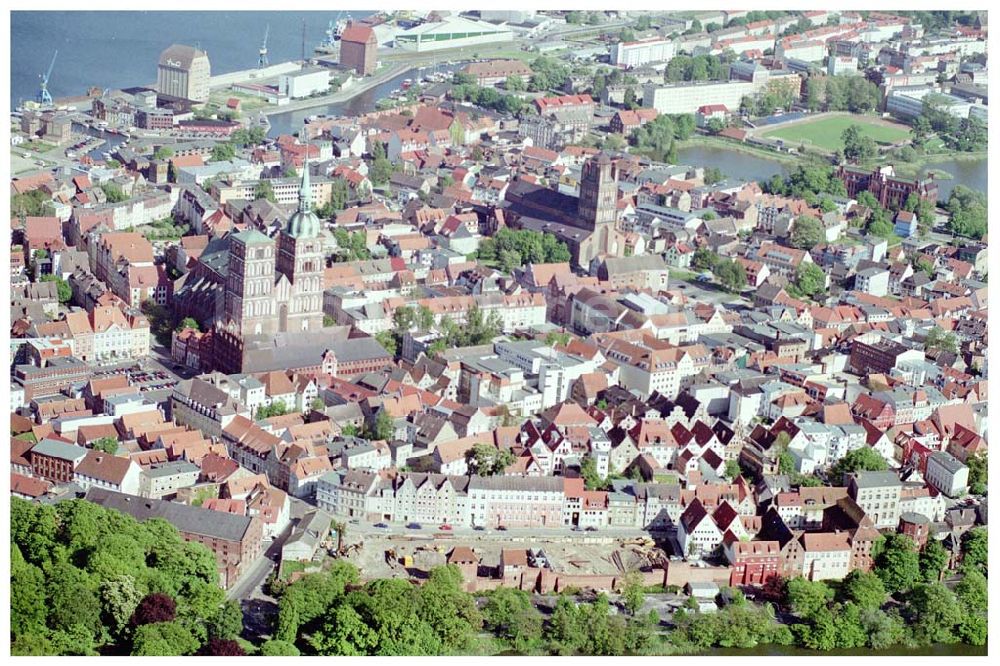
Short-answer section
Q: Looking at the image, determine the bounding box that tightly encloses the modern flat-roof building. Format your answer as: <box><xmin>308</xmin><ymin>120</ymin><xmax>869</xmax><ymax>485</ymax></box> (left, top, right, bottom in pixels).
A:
<box><xmin>643</xmin><ymin>80</ymin><xmax>754</xmax><ymax>115</ymax></box>
<box><xmin>611</xmin><ymin>37</ymin><xmax>676</xmax><ymax>68</ymax></box>
<box><xmin>395</xmin><ymin>16</ymin><xmax>513</xmax><ymax>53</ymax></box>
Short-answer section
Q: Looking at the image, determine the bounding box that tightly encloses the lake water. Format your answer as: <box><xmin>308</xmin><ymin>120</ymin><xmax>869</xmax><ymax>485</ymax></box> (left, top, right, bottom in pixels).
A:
<box><xmin>676</xmin><ymin>145</ymin><xmax>987</xmax><ymax>200</ymax></box>
<box><xmin>698</xmin><ymin>643</ymin><xmax>987</xmax><ymax>657</ymax></box>
<box><xmin>10</xmin><ymin>10</ymin><xmax>372</xmax><ymax>106</ymax></box>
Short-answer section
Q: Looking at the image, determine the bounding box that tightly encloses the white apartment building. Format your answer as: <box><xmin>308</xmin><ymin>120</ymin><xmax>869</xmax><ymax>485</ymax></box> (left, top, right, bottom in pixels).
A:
<box><xmin>848</xmin><ymin>471</ymin><xmax>903</xmax><ymax>529</ymax></box>
<box><xmin>612</xmin><ymin>37</ymin><xmax>676</xmax><ymax>68</ymax></box>
<box><xmin>925</xmin><ymin>451</ymin><xmax>969</xmax><ymax>498</ymax></box>
<box><xmin>643</xmin><ymin>80</ymin><xmax>754</xmax><ymax>115</ymax></box>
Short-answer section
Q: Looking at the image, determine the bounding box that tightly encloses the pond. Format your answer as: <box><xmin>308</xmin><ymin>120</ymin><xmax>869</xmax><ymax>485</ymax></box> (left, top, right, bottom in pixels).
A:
<box><xmin>676</xmin><ymin>144</ymin><xmax>790</xmax><ymax>184</ymax></box>
<box><xmin>914</xmin><ymin>157</ymin><xmax>988</xmax><ymax>200</ymax></box>
<box><xmin>676</xmin><ymin>144</ymin><xmax>987</xmax><ymax>201</ymax></box>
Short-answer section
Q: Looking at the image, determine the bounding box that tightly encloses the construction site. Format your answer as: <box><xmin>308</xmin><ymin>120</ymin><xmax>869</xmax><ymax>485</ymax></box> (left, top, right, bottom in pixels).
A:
<box><xmin>326</xmin><ymin>532</ymin><xmax>729</xmax><ymax>594</ymax></box>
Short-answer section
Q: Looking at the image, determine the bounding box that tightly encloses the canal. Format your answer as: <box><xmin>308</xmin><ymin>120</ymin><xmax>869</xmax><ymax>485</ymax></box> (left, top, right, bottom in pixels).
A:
<box><xmin>266</xmin><ymin>63</ymin><xmax>464</xmax><ymax>137</ymax></box>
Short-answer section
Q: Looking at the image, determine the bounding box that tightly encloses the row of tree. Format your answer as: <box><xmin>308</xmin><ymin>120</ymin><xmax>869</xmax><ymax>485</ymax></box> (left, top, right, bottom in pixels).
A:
<box><xmin>803</xmin><ymin>76</ymin><xmax>882</xmax><ymax>115</ymax></box>
<box><xmin>476</xmin><ymin>228</ymin><xmax>572</xmax><ymax>270</ymax></box>
<box><xmin>273</xmin><ymin>563</ymin><xmax>661</xmax><ymax>656</ymax></box>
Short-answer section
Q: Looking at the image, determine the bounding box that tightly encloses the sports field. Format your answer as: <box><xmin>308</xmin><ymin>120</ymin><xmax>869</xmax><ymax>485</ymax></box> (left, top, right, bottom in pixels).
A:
<box><xmin>758</xmin><ymin>114</ymin><xmax>911</xmax><ymax>152</ymax></box>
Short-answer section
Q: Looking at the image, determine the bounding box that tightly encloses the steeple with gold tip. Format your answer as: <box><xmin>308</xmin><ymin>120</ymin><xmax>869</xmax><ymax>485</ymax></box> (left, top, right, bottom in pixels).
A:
<box><xmin>286</xmin><ymin>140</ymin><xmax>320</xmax><ymax>238</ymax></box>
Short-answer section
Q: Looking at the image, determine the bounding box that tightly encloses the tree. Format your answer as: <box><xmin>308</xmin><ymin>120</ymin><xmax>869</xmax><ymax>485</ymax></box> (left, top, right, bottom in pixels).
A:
<box><xmin>873</xmin><ymin>534</ymin><xmax>921</xmax><ymax>594</ymax></box>
<box><xmin>311</xmin><ymin>398</ymin><xmax>326</xmax><ymax>412</ymax></box>
<box><xmin>153</xmin><ymin>146</ymin><xmax>174</xmax><ymax>160</ymax></box>
<box><xmin>924</xmin><ymin>326</ymin><xmax>958</xmax><ymax>354</ymax></box>
<box><xmin>374</xmin><ymin>330</ymin><xmax>397</xmax><ymax>357</ymax></box>
<box><xmin>959</xmin><ymin>527</ymin><xmax>987</xmax><ymax>573</ymax></box>
<box><xmin>839</xmin><ymin>569</ymin><xmax>886</xmax><ymax>610</ymax></box>
<box><xmin>954</xmin><ymin>567</ymin><xmax>987</xmax><ymax>615</ymax></box>
<box><xmin>702</xmin><ymin>166</ymin><xmax>725</xmax><ymax>185</ymax></box>
<box><xmin>101</xmin><ymin>183</ymin><xmax>128</xmax><ymax>203</ymax></box>
<box><xmin>11</xmin><ymin>548</ymin><xmax>47</xmax><ymax>637</ymax></box>
<box><xmin>417</xmin><ymin>565</ymin><xmax>482</xmax><ymax>652</ymax></box>
<box><xmin>254</xmin><ymin>180</ymin><xmax>277</xmax><ymax>203</ymax></box>
<box><xmin>786</xmin><ymin>577</ymin><xmax>833</xmax><ymax>619</ymax></box>
<box><xmin>208</xmin><ymin>600</ymin><xmax>244</xmax><ymax>641</ymax></box>
<box><xmin>261</xmin><ymin>639</ymin><xmax>300</xmax><ymax>656</ymax></box>
<box><xmin>505</xmin><ymin>74</ymin><xmax>525</xmax><ymax>92</ymax></box>
<box><xmin>201</xmin><ymin>638</ymin><xmax>245</xmax><ymax>656</ymax></box>
<box><xmin>210</xmin><ymin>142</ymin><xmax>236</xmax><ymax>163</ymax></box>
<box><xmin>482</xmin><ymin>587</ymin><xmax>542</xmax><ymax>653</ymax></box>
<box><xmin>790</xmin><ymin>262</ymin><xmax>826</xmax><ymax>300</ymax></box>
<box><xmin>620</xmin><ymin>571</ymin><xmax>645</xmax><ymax>616</ymax></box>
<box><xmin>131</xmin><ymin>620</ymin><xmax>200</xmax><ymax>656</ymax></box>
<box><xmin>867</xmin><ymin>215</ymin><xmax>895</xmax><ymax>239</ymax></box>
<box><xmin>466</xmin><ymin>443</ymin><xmax>514</xmax><ymax>476</ymax></box>
<box><xmin>966</xmin><ymin>453</ymin><xmax>987</xmax><ymax>495</ymax></box>
<box><xmin>39</xmin><ymin>274</ymin><xmax>72</xmax><ymax>303</ymax></box>
<box><xmin>830</xmin><ymin>447</ymin><xmax>887</xmax><ymax>485</ymax></box>
<box><xmin>946</xmin><ymin>185</ymin><xmax>987</xmax><ymax>239</ymax></box>
<box><xmin>367</xmin><ymin>409</ymin><xmax>395</xmax><ymax>441</ymax></box>
<box><xmin>580</xmin><ymin>456</ymin><xmax>602</xmax><ymax>490</ymax></box>
<box><xmin>131</xmin><ymin>592</ymin><xmax>177</xmax><ymax>626</ymax></box>
<box><xmin>919</xmin><ymin>538</ymin><xmax>950</xmax><ymax>583</ymax></box>
<box><xmin>860</xmin><ymin>607</ymin><xmax>906</xmax><ymax>649</ymax></box>
<box><xmin>903</xmin><ymin>583</ymin><xmax>964</xmax><ymax>645</ymax></box>
<box><xmin>713</xmin><ymin>258</ymin><xmax>747</xmax><ymax>293</ymax></box>
<box><xmin>790</xmin><ymin>215</ymin><xmax>824</xmax><ymax>249</ymax></box>
<box><xmin>256</xmin><ymin>400</ymin><xmax>289</xmax><ymax>419</ymax></box>
<box><xmin>175</xmin><ymin>317</ymin><xmax>200</xmax><ymax>332</ymax></box>
<box><xmin>92</xmin><ymin>436</ymin><xmax>119</xmax><ymax>454</ymax></box>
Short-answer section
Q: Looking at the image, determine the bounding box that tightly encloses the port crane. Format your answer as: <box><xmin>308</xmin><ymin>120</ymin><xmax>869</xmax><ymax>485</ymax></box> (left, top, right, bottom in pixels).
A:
<box><xmin>258</xmin><ymin>25</ymin><xmax>270</xmax><ymax>68</ymax></box>
<box><xmin>37</xmin><ymin>50</ymin><xmax>57</xmax><ymax>105</ymax></box>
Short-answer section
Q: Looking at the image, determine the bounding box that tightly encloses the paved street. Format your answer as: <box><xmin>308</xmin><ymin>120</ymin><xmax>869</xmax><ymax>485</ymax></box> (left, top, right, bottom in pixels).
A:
<box><xmin>227</xmin><ymin>520</ymin><xmax>296</xmax><ymax>601</ymax></box>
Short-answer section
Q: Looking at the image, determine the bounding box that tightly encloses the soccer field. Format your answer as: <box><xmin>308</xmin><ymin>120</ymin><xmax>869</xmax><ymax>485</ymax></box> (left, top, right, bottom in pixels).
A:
<box><xmin>759</xmin><ymin>115</ymin><xmax>911</xmax><ymax>152</ymax></box>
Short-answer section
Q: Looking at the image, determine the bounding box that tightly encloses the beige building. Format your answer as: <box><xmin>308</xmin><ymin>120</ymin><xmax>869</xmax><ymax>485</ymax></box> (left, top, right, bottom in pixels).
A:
<box><xmin>157</xmin><ymin>44</ymin><xmax>211</xmax><ymax>102</ymax></box>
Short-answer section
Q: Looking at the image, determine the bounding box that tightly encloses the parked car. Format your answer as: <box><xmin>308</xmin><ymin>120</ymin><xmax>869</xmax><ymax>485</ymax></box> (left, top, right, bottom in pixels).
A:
<box><xmin>496</xmin><ymin>525</ymin><xmax>508</xmax><ymax>531</ymax></box>
<box><xmin>585</xmin><ymin>526</ymin><xmax>598</xmax><ymax>532</ymax></box>
<box><xmin>439</xmin><ymin>524</ymin><xmax>453</xmax><ymax>531</ymax></box>
<box><xmin>406</xmin><ymin>522</ymin><xmax>422</xmax><ymax>530</ymax></box>
<box><xmin>374</xmin><ymin>522</ymin><xmax>389</xmax><ymax>529</ymax></box>
<box><xmin>473</xmin><ymin>526</ymin><xmax>485</xmax><ymax>531</ymax></box>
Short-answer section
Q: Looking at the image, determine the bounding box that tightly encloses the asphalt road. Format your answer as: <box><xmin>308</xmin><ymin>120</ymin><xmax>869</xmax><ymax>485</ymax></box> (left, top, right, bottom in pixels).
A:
<box><xmin>227</xmin><ymin>546</ymin><xmax>278</xmax><ymax>602</ymax></box>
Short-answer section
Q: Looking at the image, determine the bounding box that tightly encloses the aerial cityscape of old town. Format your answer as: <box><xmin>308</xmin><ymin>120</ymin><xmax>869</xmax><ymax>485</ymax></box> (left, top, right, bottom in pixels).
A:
<box><xmin>7</xmin><ymin>7</ymin><xmax>989</xmax><ymax>658</ymax></box>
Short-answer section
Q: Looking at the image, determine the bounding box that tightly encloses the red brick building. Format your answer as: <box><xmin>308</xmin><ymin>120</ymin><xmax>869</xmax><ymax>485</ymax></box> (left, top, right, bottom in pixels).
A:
<box><xmin>85</xmin><ymin>487</ymin><xmax>264</xmax><ymax>589</ymax></box>
<box><xmin>724</xmin><ymin>535</ymin><xmax>780</xmax><ymax>585</ymax></box>
<box><xmin>836</xmin><ymin>164</ymin><xmax>938</xmax><ymax>210</ymax></box>
<box><xmin>29</xmin><ymin>439</ymin><xmax>88</xmax><ymax>483</ymax></box>
<box><xmin>340</xmin><ymin>23</ymin><xmax>378</xmax><ymax>76</ymax></box>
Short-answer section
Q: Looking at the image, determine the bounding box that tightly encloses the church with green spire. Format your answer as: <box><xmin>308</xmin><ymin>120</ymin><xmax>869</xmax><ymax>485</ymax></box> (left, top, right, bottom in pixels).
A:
<box><xmin>220</xmin><ymin>151</ymin><xmax>326</xmax><ymax>340</ymax></box>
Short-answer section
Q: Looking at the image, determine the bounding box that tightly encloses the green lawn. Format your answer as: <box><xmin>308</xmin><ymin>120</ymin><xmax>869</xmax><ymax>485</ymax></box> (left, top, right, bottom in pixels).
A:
<box><xmin>760</xmin><ymin>115</ymin><xmax>911</xmax><ymax>152</ymax></box>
